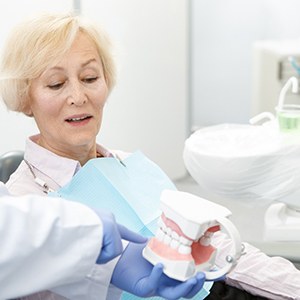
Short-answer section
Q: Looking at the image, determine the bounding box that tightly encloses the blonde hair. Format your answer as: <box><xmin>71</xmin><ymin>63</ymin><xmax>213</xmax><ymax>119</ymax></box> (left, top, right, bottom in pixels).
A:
<box><xmin>0</xmin><ymin>13</ymin><xmax>116</xmax><ymax>115</ymax></box>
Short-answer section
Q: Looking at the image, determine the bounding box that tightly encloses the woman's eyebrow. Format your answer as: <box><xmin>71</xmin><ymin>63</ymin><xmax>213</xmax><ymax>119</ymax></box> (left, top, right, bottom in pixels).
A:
<box><xmin>43</xmin><ymin>58</ymin><xmax>99</xmax><ymax>76</ymax></box>
<box><xmin>81</xmin><ymin>58</ymin><xmax>98</xmax><ymax>68</ymax></box>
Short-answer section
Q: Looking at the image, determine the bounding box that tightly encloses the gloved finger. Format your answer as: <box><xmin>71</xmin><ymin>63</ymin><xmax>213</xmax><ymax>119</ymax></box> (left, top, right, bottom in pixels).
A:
<box><xmin>158</xmin><ymin>276</ymin><xmax>197</xmax><ymax>300</ymax></box>
<box><xmin>98</xmin><ymin>240</ymin><xmax>123</xmax><ymax>264</ymax></box>
<box><xmin>97</xmin><ymin>226</ymin><xmax>123</xmax><ymax>263</ymax></box>
<box><xmin>94</xmin><ymin>210</ymin><xmax>124</xmax><ymax>264</ymax></box>
<box><xmin>183</xmin><ymin>272</ymin><xmax>206</xmax><ymax>298</ymax></box>
<box><xmin>135</xmin><ymin>263</ymin><xmax>164</xmax><ymax>296</ymax></box>
<box><xmin>117</xmin><ymin>223</ymin><xmax>148</xmax><ymax>243</ymax></box>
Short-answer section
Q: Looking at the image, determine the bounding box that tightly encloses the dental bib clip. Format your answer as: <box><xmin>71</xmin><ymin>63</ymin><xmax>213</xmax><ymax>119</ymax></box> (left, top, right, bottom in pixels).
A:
<box><xmin>143</xmin><ymin>190</ymin><xmax>244</xmax><ymax>281</ymax></box>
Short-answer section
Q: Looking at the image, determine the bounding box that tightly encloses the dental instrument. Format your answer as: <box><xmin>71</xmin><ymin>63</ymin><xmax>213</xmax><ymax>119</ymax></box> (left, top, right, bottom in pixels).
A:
<box><xmin>143</xmin><ymin>190</ymin><xmax>243</xmax><ymax>281</ymax></box>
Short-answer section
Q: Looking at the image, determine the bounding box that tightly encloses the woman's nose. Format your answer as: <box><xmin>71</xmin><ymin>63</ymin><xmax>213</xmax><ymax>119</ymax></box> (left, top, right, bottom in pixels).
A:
<box><xmin>67</xmin><ymin>81</ymin><xmax>87</xmax><ymax>106</ymax></box>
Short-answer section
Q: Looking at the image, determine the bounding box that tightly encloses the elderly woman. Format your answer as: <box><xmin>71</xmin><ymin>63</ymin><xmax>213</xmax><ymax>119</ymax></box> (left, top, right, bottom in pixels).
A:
<box><xmin>1</xmin><ymin>12</ymin><xmax>300</xmax><ymax>300</ymax></box>
<box><xmin>0</xmin><ymin>13</ymin><xmax>206</xmax><ymax>300</ymax></box>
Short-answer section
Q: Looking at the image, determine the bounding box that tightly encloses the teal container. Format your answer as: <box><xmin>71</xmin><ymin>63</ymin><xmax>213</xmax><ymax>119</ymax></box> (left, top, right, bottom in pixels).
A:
<box><xmin>276</xmin><ymin>104</ymin><xmax>300</xmax><ymax>132</ymax></box>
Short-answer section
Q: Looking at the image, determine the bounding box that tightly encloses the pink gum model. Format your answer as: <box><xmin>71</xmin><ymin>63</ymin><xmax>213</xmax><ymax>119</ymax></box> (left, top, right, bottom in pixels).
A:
<box><xmin>143</xmin><ymin>189</ymin><xmax>243</xmax><ymax>281</ymax></box>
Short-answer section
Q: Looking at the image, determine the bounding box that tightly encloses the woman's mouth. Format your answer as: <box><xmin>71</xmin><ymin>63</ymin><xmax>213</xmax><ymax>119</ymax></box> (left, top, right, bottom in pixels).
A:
<box><xmin>65</xmin><ymin>115</ymin><xmax>92</xmax><ymax>125</ymax></box>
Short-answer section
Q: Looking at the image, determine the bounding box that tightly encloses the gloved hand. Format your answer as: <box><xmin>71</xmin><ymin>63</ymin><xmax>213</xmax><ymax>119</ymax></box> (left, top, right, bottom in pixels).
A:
<box><xmin>95</xmin><ymin>210</ymin><xmax>147</xmax><ymax>264</ymax></box>
<box><xmin>111</xmin><ymin>241</ymin><xmax>206</xmax><ymax>299</ymax></box>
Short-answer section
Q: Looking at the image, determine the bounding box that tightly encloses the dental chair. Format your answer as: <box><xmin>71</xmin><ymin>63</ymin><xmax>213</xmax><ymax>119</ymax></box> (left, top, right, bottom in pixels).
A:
<box><xmin>0</xmin><ymin>150</ymin><xmax>24</xmax><ymax>183</ymax></box>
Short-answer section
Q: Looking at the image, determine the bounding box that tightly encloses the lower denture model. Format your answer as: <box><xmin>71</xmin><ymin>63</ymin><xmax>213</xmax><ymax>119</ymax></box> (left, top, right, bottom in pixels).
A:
<box><xmin>143</xmin><ymin>190</ymin><xmax>243</xmax><ymax>281</ymax></box>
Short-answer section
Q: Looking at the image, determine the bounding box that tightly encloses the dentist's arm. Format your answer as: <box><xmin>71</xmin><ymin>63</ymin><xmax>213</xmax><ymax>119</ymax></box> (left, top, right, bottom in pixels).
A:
<box><xmin>0</xmin><ymin>183</ymin><xmax>146</xmax><ymax>299</ymax></box>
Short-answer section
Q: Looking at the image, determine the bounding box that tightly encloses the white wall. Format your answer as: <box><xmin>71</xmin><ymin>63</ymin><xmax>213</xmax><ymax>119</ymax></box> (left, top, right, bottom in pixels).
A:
<box><xmin>0</xmin><ymin>0</ymin><xmax>188</xmax><ymax>180</ymax></box>
<box><xmin>82</xmin><ymin>0</ymin><xmax>188</xmax><ymax>179</ymax></box>
<box><xmin>190</xmin><ymin>0</ymin><xmax>300</xmax><ymax>129</ymax></box>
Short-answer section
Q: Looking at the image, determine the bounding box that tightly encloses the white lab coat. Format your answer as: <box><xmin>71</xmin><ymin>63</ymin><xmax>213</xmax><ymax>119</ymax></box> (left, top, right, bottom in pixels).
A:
<box><xmin>0</xmin><ymin>182</ymin><xmax>104</xmax><ymax>299</ymax></box>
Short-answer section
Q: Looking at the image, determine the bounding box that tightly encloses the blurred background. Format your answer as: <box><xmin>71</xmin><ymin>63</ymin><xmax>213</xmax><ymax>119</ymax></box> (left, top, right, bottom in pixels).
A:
<box><xmin>1</xmin><ymin>0</ymin><xmax>300</xmax><ymax>267</ymax></box>
<box><xmin>1</xmin><ymin>0</ymin><xmax>300</xmax><ymax>180</ymax></box>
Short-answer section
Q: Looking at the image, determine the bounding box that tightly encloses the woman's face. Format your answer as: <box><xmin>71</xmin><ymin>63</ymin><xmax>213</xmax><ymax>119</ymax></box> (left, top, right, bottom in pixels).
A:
<box><xmin>28</xmin><ymin>32</ymin><xmax>108</xmax><ymax>159</ymax></box>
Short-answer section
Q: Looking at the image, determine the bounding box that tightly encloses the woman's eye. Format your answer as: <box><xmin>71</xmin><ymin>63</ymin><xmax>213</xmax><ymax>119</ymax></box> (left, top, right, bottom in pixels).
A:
<box><xmin>83</xmin><ymin>77</ymin><xmax>98</xmax><ymax>83</ymax></box>
<box><xmin>48</xmin><ymin>82</ymin><xmax>64</xmax><ymax>90</ymax></box>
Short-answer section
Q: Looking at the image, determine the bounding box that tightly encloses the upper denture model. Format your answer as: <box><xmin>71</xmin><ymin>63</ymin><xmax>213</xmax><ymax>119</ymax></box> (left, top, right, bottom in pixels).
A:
<box><xmin>143</xmin><ymin>190</ymin><xmax>243</xmax><ymax>281</ymax></box>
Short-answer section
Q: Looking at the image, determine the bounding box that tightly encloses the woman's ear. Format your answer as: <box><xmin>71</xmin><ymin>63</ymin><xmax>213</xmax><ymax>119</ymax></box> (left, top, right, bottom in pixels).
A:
<box><xmin>24</xmin><ymin>110</ymin><xmax>33</xmax><ymax>117</ymax></box>
<box><xmin>23</xmin><ymin>106</ymin><xmax>33</xmax><ymax>117</ymax></box>
<box><xmin>20</xmin><ymin>97</ymin><xmax>33</xmax><ymax>117</ymax></box>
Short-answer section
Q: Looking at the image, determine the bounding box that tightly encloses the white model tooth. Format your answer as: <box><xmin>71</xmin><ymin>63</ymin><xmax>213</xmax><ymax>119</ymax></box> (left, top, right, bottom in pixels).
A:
<box><xmin>204</xmin><ymin>231</ymin><xmax>214</xmax><ymax>238</ymax></box>
<box><xmin>170</xmin><ymin>239</ymin><xmax>180</xmax><ymax>249</ymax></box>
<box><xmin>179</xmin><ymin>236</ymin><xmax>193</xmax><ymax>246</ymax></box>
<box><xmin>157</xmin><ymin>217</ymin><xmax>164</xmax><ymax>228</ymax></box>
<box><xmin>156</xmin><ymin>228</ymin><xmax>165</xmax><ymax>241</ymax></box>
<box><xmin>178</xmin><ymin>244</ymin><xmax>191</xmax><ymax>255</ymax></box>
<box><xmin>160</xmin><ymin>220</ymin><xmax>167</xmax><ymax>231</ymax></box>
<box><xmin>199</xmin><ymin>236</ymin><xmax>211</xmax><ymax>246</ymax></box>
<box><xmin>165</xmin><ymin>227</ymin><xmax>172</xmax><ymax>236</ymax></box>
<box><xmin>171</xmin><ymin>231</ymin><xmax>179</xmax><ymax>240</ymax></box>
<box><xmin>163</xmin><ymin>234</ymin><xmax>172</xmax><ymax>245</ymax></box>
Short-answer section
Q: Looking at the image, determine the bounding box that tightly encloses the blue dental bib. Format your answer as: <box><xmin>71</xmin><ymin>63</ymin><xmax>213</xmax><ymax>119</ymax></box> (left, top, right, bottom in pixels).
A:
<box><xmin>50</xmin><ymin>150</ymin><xmax>211</xmax><ymax>299</ymax></box>
<box><xmin>51</xmin><ymin>150</ymin><xmax>176</xmax><ymax>236</ymax></box>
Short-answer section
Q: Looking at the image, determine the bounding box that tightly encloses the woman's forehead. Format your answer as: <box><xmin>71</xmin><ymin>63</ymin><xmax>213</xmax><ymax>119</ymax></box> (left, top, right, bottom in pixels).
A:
<box><xmin>41</xmin><ymin>34</ymin><xmax>101</xmax><ymax>74</ymax></box>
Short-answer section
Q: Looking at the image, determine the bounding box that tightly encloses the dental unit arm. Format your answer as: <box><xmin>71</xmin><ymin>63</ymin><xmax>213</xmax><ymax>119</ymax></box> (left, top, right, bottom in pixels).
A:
<box><xmin>143</xmin><ymin>190</ymin><xmax>244</xmax><ymax>281</ymax></box>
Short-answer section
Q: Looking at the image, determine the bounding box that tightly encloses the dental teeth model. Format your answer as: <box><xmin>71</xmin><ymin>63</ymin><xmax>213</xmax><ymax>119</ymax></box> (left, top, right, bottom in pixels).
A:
<box><xmin>143</xmin><ymin>190</ymin><xmax>243</xmax><ymax>281</ymax></box>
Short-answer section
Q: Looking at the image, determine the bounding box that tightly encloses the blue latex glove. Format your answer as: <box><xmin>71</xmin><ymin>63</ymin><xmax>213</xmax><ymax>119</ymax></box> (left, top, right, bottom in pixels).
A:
<box><xmin>111</xmin><ymin>241</ymin><xmax>206</xmax><ymax>299</ymax></box>
<box><xmin>95</xmin><ymin>210</ymin><xmax>147</xmax><ymax>264</ymax></box>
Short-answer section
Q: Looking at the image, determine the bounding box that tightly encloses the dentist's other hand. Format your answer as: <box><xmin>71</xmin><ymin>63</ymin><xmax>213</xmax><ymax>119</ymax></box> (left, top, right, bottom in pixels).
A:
<box><xmin>111</xmin><ymin>241</ymin><xmax>206</xmax><ymax>299</ymax></box>
<box><xmin>95</xmin><ymin>210</ymin><xmax>147</xmax><ymax>264</ymax></box>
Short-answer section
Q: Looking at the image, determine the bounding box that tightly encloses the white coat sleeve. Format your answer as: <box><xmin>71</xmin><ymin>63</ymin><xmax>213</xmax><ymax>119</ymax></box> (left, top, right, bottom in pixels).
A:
<box><xmin>0</xmin><ymin>182</ymin><xmax>103</xmax><ymax>299</ymax></box>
